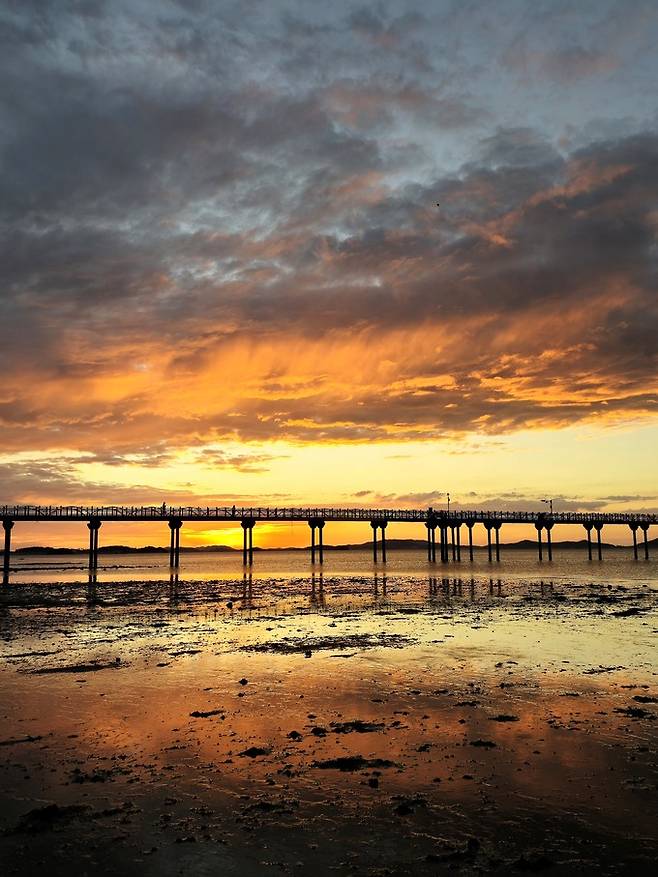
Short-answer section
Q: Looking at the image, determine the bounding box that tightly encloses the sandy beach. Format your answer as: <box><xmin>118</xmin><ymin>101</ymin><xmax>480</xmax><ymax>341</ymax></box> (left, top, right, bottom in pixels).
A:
<box><xmin>1</xmin><ymin>560</ymin><xmax>657</xmax><ymax>875</ymax></box>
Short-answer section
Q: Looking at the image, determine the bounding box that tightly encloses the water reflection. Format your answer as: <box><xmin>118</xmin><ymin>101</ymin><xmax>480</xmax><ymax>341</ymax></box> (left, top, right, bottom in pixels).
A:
<box><xmin>86</xmin><ymin>574</ymin><xmax>98</xmax><ymax>607</ymax></box>
<box><xmin>488</xmin><ymin>578</ymin><xmax>503</xmax><ymax>596</ymax></box>
<box><xmin>241</xmin><ymin>571</ymin><xmax>253</xmax><ymax>608</ymax></box>
<box><xmin>310</xmin><ymin>571</ymin><xmax>325</xmax><ymax>609</ymax></box>
<box><xmin>1</xmin><ymin>583</ymin><xmax>657</xmax><ymax>877</ymax></box>
<box><xmin>169</xmin><ymin>571</ymin><xmax>179</xmax><ymax>604</ymax></box>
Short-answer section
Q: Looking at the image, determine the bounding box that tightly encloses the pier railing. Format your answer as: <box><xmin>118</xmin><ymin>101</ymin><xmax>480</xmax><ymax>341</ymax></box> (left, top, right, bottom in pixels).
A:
<box><xmin>1</xmin><ymin>504</ymin><xmax>657</xmax><ymax>524</ymax></box>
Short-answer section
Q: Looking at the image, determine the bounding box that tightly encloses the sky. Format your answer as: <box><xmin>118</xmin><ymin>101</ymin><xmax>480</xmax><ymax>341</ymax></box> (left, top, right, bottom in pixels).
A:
<box><xmin>1</xmin><ymin>0</ymin><xmax>657</xmax><ymax>548</ymax></box>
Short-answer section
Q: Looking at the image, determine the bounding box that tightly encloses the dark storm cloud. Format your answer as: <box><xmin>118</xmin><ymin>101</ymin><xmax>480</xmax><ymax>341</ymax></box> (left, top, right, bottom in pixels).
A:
<box><xmin>0</xmin><ymin>0</ymin><xmax>657</xmax><ymax>459</ymax></box>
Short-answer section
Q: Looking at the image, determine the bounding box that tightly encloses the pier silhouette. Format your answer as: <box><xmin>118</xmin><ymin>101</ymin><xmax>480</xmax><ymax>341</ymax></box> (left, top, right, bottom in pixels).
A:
<box><xmin>1</xmin><ymin>504</ymin><xmax>655</xmax><ymax>583</ymax></box>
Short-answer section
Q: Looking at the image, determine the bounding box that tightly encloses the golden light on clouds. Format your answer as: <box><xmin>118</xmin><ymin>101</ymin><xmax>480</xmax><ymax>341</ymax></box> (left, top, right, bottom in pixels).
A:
<box><xmin>1</xmin><ymin>1</ymin><xmax>657</xmax><ymax>549</ymax></box>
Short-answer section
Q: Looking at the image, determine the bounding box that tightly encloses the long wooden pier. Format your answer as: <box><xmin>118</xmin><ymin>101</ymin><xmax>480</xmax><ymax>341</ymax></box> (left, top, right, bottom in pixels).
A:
<box><xmin>2</xmin><ymin>504</ymin><xmax>656</xmax><ymax>582</ymax></box>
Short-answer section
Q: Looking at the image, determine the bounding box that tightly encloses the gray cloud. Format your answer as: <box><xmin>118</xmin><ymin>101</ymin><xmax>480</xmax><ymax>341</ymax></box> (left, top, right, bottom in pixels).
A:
<box><xmin>0</xmin><ymin>0</ymin><xmax>657</xmax><ymax>461</ymax></box>
<box><xmin>350</xmin><ymin>490</ymin><xmax>657</xmax><ymax>514</ymax></box>
<box><xmin>0</xmin><ymin>458</ymin><xmax>291</xmax><ymax>506</ymax></box>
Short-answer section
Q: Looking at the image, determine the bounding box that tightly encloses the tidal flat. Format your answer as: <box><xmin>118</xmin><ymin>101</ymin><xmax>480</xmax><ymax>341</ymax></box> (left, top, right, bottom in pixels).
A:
<box><xmin>1</xmin><ymin>556</ymin><xmax>657</xmax><ymax>875</ymax></box>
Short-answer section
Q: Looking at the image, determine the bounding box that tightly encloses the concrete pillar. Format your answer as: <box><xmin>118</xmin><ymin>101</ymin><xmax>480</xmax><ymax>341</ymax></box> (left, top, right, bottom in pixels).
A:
<box><xmin>450</xmin><ymin>526</ymin><xmax>456</xmax><ymax>562</ymax></box>
<box><xmin>494</xmin><ymin>523</ymin><xmax>501</xmax><ymax>562</ymax></box>
<box><xmin>584</xmin><ymin>524</ymin><xmax>593</xmax><ymax>561</ymax></box>
<box><xmin>168</xmin><ymin>518</ymin><xmax>182</xmax><ymax>568</ymax></box>
<box><xmin>630</xmin><ymin>523</ymin><xmax>638</xmax><ymax>560</ymax></box>
<box><xmin>318</xmin><ymin>520</ymin><xmax>325</xmax><ymax>565</ymax></box>
<box><xmin>309</xmin><ymin>521</ymin><xmax>316</xmax><ymax>564</ymax></box>
<box><xmin>431</xmin><ymin>526</ymin><xmax>436</xmax><ymax>563</ymax></box>
<box><xmin>426</xmin><ymin>523</ymin><xmax>432</xmax><ymax>562</ymax></box>
<box><xmin>467</xmin><ymin>523</ymin><xmax>474</xmax><ymax>562</ymax></box>
<box><xmin>3</xmin><ymin>519</ymin><xmax>14</xmax><ymax>585</ymax></box>
<box><xmin>535</xmin><ymin>523</ymin><xmax>543</xmax><ymax>562</ymax></box>
<box><xmin>545</xmin><ymin>522</ymin><xmax>554</xmax><ymax>562</ymax></box>
<box><xmin>594</xmin><ymin>522</ymin><xmax>603</xmax><ymax>561</ymax></box>
<box><xmin>442</xmin><ymin>525</ymin><xmax>449</xmax><ymax>563</ymax></box>
<box><xmin>485</xmin><ymin>524</ymin><xmax>492</xmax><ymax>563</ymax></box>
<box><xmin>380</xmin><ymin>520</ymin><xmax>387</xmax><ymax>564</ymax></box>
<box><xmin>241</xmin><ymin>518</ymin><xmax>255</xmax><ymax>566</ymax></box>
<box><xmin>371</xmin><ymin>520</ymin><xmax>378</xmax><ymax>563</ymax></box>
<box><xmin>456</xmin><ymin>524</ymin><xmax>461</xmax><ymax>562</ymax></box>
<box><xmin>640</xmin><ymin>523</ymin><xmax>650</xmax><ymax>560</ymax></box>
<box><xmin>87</xmin><ymin>517</ymin><xmax>102</xmax><ymax>571</ymax></box>
<box><xmin>88</xmin><ymin>521</ymin><xmax>94</xmax><ymax>571</ymax></box>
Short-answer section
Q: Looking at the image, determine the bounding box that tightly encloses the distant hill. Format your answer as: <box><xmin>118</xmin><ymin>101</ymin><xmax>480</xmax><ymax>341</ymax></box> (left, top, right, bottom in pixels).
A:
<box><xmin>13</xmin><ymin>537</ymin><xmax>656</xmax><ymax>555</ymax></box>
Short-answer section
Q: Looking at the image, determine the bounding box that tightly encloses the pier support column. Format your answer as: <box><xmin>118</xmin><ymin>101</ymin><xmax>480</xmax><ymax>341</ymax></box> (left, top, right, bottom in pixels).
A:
<box><xmin>169</xmin><ymin>518</ymin><xmax>183</xmax><ymax>569</ymax></box>
<box><xmin>309</xmin><ymin>520</ymin><xmax>317</xmax><ymax>564</ymax></box>
<box><xmin>87</xmin><ymin>517</ymin><xmax>102</xmax><ymax>571</ymax></box>
<box><xmin>426</xmin><ymin>523</ymin><xmax>433</xmax><ymax>562</ymax></box>
<box><xmin>594</xmin><ymin>522</ymin><xmax>603</xmax><ymax>561</ymax></box>
<box><xmin>545</xmin><ymin>521</ymin><xmax>554</xmax><ymax>562</ymax></box>
<box><xmin>467</xmin><ymin>523</ymin><xmax>474</xmax><ymax>562</ymax></box>
<box><xmin>309</xmin><ymin>518</ymin><xmax>325</xmax><ymax>564</ymax></box>
<box><xmin>485</xmin><ymin>523</ymin><xmax>493</xmax><ymax>563</ymax></box>
<box><xmin>630</xmin><ymin>523</ymin><xmax>638</xmax><ymax>560</ymax></box>
<box><xmin>640</xmin><ymin>523</ymin><xmax>650</xmax><ymax>560</ymax></box>
<box><xmin>168</xmin><ymin>518</ymin><xmax>182</xmax><ymax>568</ymax></box>
<box><xmin>318</xmin><ymin>520</ymin><xmax>325</xmax><ymax>565</ymax></box>
<box><xmin>584</xmin><ymin>524</ymin><xmax>593</xmax><ymax>561</ymax></box>
<box><xmin>450</xmin><ymin>526</ymin><xmax>456</xmax><ymax>562</ymax></box>
<box><xmin>2</xmin><ymin>519</ymin><xmax>14</xmax><ymax>585</ymax></box>
<box><xmin>455</xmin><ymin>523</ymin><xmax>462</xmax><ymax>562</ymax></box>
<box><xmin>370</xmin><ymin>519</ymin><xmax>387</xmax><ymax>563</ymax></box>
<box><xmin>241</xmin><ymin>518</ymin><xmax>255</xmax><ymax>566</ymax></box>
<box><xmin>535</xmin><ymin>523</ymin><xmax>543</xmax><ymax>562</ymax></box>
<box><xmin>493</xmin><ymin>522</ymin><xmax>501</xmax><ymax>562</ymax></box>
<box><xmin>442</xmin><ymin>525</ymin><xmax>449</xmax><ymax>563</ymax></box>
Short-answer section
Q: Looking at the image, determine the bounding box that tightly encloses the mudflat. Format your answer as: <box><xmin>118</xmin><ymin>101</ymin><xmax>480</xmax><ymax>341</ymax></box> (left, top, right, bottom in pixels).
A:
<box><xmin>1</xmin><ymin>571</ymin><xmax>657</xmax><ymax>875</ymax></box>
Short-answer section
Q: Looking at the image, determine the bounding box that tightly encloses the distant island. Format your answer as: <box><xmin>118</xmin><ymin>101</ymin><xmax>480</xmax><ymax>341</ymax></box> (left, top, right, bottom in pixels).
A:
<box><xmin>12</xmin><ymin>537</ymin><xmax>655</xmax><ymax>555</ymax></box>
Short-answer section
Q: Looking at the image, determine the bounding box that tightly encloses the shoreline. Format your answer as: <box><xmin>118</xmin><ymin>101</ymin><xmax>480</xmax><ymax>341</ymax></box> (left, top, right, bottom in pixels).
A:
<box><xmin>10</xmin><ymin>538</ymin><xmax>657</xmax><ymax>555</ymax></box>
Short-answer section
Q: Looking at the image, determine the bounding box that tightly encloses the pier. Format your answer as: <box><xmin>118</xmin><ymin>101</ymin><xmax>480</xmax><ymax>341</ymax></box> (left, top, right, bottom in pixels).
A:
<box><xmin>1</xmin><ymin>504</ymin><xmax>656</xmax><ymax>582</ymax></box>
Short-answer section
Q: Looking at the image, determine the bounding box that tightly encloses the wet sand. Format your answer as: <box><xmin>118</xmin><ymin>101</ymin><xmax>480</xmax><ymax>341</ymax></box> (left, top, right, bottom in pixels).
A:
<box><xmin>1</xmin><ymin>573</ymin><xmax>657</xmax><ymax>875</ymax></box>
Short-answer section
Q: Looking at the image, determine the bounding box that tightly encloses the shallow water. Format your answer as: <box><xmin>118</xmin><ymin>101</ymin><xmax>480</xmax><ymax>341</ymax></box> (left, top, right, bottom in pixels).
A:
<box><xmin>1</xmin><ymin>552</ymin><xmax>657</xmax><ymax>875</ymax></box>
<box><xmin>7</xmin><ymin>546</ymin><xmax>657</xmax><ymax>587</ymax></box>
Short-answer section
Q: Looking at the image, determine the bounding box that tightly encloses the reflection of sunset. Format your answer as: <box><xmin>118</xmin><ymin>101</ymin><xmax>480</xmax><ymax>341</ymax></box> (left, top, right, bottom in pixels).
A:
<box><xmin>2</xmin><ymin>585</ymin><xmax>657</xmax><ymax>870</ymax></box>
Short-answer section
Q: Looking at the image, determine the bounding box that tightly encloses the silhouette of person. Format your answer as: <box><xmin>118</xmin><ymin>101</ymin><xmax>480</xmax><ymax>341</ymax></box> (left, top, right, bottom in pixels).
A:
<box><xmin>231</xmin><ymin>505</ymin><xmax>236</xmax><ymax>518</ymax></box>
<box><xmin>162</xmin><ymin>502</ymin><xmax>166</xmax><ymax>516</ymax></box>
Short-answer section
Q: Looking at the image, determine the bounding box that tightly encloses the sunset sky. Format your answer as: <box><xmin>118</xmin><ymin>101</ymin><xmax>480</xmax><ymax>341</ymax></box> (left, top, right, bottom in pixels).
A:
<box><xmin>1</xmin><ymin>0</ymin><xmax>657</xmax><ymax>548</ymax></box>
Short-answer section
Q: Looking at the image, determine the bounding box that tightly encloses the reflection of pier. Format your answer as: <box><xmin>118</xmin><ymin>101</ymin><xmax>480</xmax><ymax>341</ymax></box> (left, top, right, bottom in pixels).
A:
<box><xmin>1</xmin><ymin>504</ymin><xmax>656</xmax><ymax>583</ymax></box>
